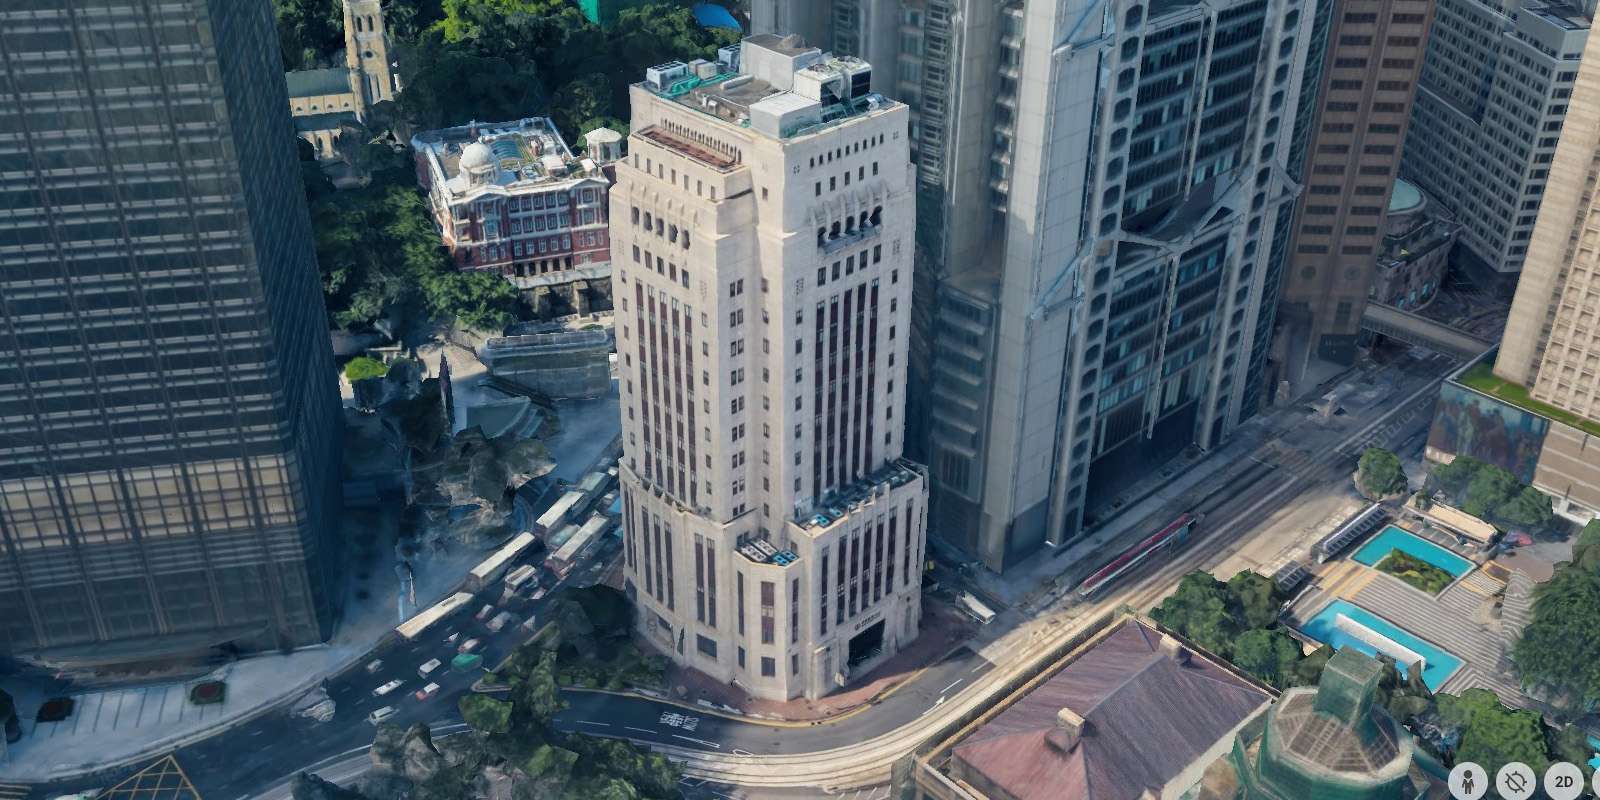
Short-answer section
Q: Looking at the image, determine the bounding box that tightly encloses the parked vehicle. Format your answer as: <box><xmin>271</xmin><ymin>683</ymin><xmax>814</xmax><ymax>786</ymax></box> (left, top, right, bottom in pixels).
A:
<box><xmin>418</xmin><ymin>658</ymin><xmax>442</xmax><ymax>679</ymax></box>
<box><xmin>414</xmin><ymin>682</ymin><xmax>441</xmax><ymax>701</ymax></box>
<box><xmin>458</xmin><ymin>638</ymin><xmax>482</xmax><ymax>654</ymax></box>
<box><xmin>364</xmin><ymin>659</ymin><xmax>383</xmax><ymax>674</ymax></box>
<box><xmin>486</xmin><ymin>611</ymin><xmax>516</xmax><ymax>633</ymax></box>
<box><xmin>367</xmin><ymin>706</ymin><xmax>397</xmax><ymax>725</ymax></box>
<box><xmin>475</xmin><ymin>604</ymin><xmax>495</xmax><ymax>622</ymax></box>
<box><xmin>372</xmin><ymin>679</ymin><xmax>404</xmax><ymax>697</ymax></box>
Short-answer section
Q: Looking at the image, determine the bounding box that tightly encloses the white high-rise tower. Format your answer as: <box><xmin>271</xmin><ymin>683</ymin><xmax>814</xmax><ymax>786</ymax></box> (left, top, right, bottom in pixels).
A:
<box><xmin>612</xmin><ymin>36</ymin><xmax>929</xmax><ymax>701</ymax></box>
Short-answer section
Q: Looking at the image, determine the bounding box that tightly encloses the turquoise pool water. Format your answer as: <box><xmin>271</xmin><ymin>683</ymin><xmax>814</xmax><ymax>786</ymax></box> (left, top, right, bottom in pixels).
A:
<box><xmin>1299</xmin><ymin>599</ymin><xmax>1463</xmax><ymax>690</ymax></box>
<box><xmin>1352</xmin><ymin>525</ymin><xmax>1473</xmax><ymax>577</ymax></box>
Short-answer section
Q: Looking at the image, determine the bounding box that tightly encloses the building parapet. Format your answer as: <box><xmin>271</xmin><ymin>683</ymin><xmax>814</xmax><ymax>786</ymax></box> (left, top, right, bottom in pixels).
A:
<box><xmin>795</xmin><ymin>459</ymin><xmax>926</xmax><ymax>533</ymax></box>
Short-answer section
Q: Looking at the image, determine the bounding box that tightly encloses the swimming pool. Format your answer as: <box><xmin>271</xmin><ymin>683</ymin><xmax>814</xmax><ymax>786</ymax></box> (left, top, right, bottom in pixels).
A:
<box><xmin>1353</xmin><ymin>525</ymin><xmax>1473</xmax><ymax>578</ymax></box>
<box><xmin>1299</xmin><ymin>599</ymin><xmax>1463</xmax><ymax>690</ymax></box>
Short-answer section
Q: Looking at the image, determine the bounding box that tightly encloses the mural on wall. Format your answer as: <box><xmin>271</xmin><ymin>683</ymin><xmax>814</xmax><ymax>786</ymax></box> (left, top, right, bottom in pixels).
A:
<box><xmin>1425</xmin><ymin>381</ymin><xmax>1549</xmax><ymax>482</ymax></box>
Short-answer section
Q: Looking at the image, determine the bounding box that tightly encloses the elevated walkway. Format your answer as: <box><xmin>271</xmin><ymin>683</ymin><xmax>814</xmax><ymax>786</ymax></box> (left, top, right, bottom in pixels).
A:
<box><xmin>1361</xmin><ymin>303</ymin><xmax>1493</xmax><ymax>360</ymax></box>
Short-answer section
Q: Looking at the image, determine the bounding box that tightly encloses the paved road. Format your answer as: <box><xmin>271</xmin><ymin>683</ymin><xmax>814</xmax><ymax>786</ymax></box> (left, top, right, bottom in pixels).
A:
<box><xmin>17</xmin><ymin>353</ymin><xmax>1454</xmax><ymax>797</ymax></box>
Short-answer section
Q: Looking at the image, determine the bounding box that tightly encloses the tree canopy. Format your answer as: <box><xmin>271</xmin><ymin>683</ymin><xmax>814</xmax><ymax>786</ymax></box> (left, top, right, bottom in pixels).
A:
<box><xmin>1427</xmin><ymin>456</ymin><xmax>1553</xmax><ymax>530</ymax></box>
<box><xmin>1150</xmin><ymin>572</ymin><xmax>1240</xmax><ymax>657</ymax></box>
<box><xmin>1356</xmin><ymin>447</ymin><xmax>1407</xmax><ymax>499</ymax></box>
<box><xmin>1437</xmin><ymin>689</ymin><xmax>1552</xmax><ymax>774</ymax></box>
<box><xmin>398</xmin><ymin>0</ymin><xmax>735</xmax><ymax>136</ymax></box>
<box><xmin>1512</xmin><ymin>564</ymin><xmax>1600</xmax><ymax>705</ymax></box>
<box><xmin>311</xmin><ymin>176</ymin><xmax>520</xmax><ymax>333</ymax></box>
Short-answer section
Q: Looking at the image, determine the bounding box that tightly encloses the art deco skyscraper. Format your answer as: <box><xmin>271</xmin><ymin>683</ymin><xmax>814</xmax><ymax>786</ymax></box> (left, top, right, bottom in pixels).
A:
<box><xmin>758</xmin><ymin>0</ymin><xmax>1316</xmax><ymax>571</ymax></box>
<box><xmin>613</xmin><ymin>37</ymin><xmax>928</xmax><ymax>700</ymax></box>
<box><xmin>0</xmin><ymin>0</ymin><xmax>342</xmax><ymax>661</ymax></box>
<box><xmin>1496</xmin><ymin>26</ymin><xmax>1600</xmax><ymax>424</ymax></box>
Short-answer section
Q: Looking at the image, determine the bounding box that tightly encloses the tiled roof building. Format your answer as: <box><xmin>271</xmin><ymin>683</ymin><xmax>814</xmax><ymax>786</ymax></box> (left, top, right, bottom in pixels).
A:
<box><xmin>915</xmin><ymin>618</ymin><xmax>1273</xmax><ymax>800</ymax></box>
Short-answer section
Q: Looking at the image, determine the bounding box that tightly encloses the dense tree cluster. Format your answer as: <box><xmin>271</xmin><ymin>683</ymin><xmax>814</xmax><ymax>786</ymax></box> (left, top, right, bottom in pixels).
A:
<box><xmin>304</xmin><ymin>162</ymin><xmax>521</xmax><ymax>334</ymax></box>
<box><xmin>277</xmin><ymin>0</ymin><xmax>739</xmax><ymax>335</ymax></box>
<box><xmin>1429</xmin><ymin>455</ymin><xmax>1554</xmax><ymax>530</ymax></box>
<box><xmin>1151</xmin><ymin>571</ymin><xmax>1318</xmax><ymax>689</ymax></box>
<box><xmin>277</xmin><ymin>0</ymin><xmax>737</xmax><ymax>140</ymax></box>
<box><xmin>1512</xmin><ymin>520</ymin><xmax>1600</xmax><ymax>707</ymax></box>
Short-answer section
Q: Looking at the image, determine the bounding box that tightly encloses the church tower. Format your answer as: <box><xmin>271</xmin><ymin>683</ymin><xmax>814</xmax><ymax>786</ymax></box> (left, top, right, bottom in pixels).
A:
<box><xmin>343</xmin><ymin>0</ymin><xmax>394</xmax><ymax>107</ymax></box>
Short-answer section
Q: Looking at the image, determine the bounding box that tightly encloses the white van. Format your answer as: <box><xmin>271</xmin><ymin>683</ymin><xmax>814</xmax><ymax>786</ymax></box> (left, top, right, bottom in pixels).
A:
<box><xmin>418</xmin><ymin>658</ymin><xmax>442</xmax><ymax>679</ymax></box>
<box><xmin>367</xmin><ymin>706</ymin><xmax>398</xmax><ymax>725</ymax></box>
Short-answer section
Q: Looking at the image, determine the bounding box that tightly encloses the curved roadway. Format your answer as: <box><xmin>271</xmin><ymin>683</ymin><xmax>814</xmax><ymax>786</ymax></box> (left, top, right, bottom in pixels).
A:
<box><xmin>29</xmin><ymin>358</ymin><xmax>1454</xmax><ymax>798</ymax></box>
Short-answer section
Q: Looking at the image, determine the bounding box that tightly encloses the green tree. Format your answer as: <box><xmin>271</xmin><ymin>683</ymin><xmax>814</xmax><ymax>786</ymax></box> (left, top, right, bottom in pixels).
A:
<box><xmin>1550</xmin><ymin>724</ymin><xmax>1596</xmax><ymax>780</ymax></box>
<box><xmin>274</xmin><ymin>0</ymin><xmax>345</xmax><ymax>71</ymax></box>
<box><xmin>344</xmin><ymin>356</ymin><xmax>390</xmax><ymax>382</ymax></box>
<box><xmin>1231</xmin><ymin>629</ymin><xmax>1301</xmax><ymax>687</ymax></box>
<box><xmin>418</xmin><ymin>268</ymin><xmax>521</xmax><ymax>332</ymax></box>
<box><xmin>1512</xmin><ymin>565</ymin><xmax>1600</xmax><ymax>705</ymax></box>
<box><xmin>1292</xmin><ymin>643</ymin><xmax>1335</xmax><ymax>687</ymax></box>
<box><xmin>1431</xmin><ymin>455</ymin><xmax>1485</xmax><ymax>497</ymax></box>
<box><xmin>512</xmin><ymin>649</ymin><xmax>568</xmax><ymax>724</ymax></box>
<box><xmin>395</xmin><ymin>29</ymin><xmax>550</xmax><ymax>130</ymax></box>
<box><xmin>1357</xmin><ymin>447</ymin><xmax>1407</xmax><ymax>498</ymax></box>
<box><xmin>1226</xmin><ymin>570</ymin><xmax>1285</xmax><ymax>630</ymax></box>
<box><xmin>290</xmin><ymin>771</ymin><xmax>370</xmax><ymax>800</ymax></box>
<box><xmin>1463</xmin><ymin>463</ymin><xmax>1520</xmax><ymax>519</ymax></box>
<box><xmin>459</xmin><ymin>695</ymin><xmax>513</xmax><ymax>734</ymax></box>
<box><xmin>1151</xmin><ymin>572</ymin><xmax>1240</xmax><ymax>657</ymax></box>
<box><xmin>1438</xmin><ymin>689</ymin><xmax>1551</xmax><ymax>774</ymax></box>
<box><xmin>1496</xmin><ymin>486</ymin><xmax>1553</xmax><ymax>529</ymax></box>
<box><xmin>1572</xmin><ymin>519</ymin><xmax>1600</xmax><ymax>571</ymax></box>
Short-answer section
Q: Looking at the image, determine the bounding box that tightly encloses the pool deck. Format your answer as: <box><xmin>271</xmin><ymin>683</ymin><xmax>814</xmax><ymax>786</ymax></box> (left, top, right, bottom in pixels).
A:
<box><xmin>1291</xmin><ymin>522</ymin><xmax>1528</xmax><ymax>705</ymax></box>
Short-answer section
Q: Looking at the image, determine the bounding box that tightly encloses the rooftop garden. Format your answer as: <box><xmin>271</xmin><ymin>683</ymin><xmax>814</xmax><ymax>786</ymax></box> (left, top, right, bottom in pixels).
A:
<box><xmin>1457</xmin><ymin>362</ymin><xmax>1600</xmax><ymax>438</ymax></box>
<box><xmin>1376</xmin><ymin>550</ymin><xmax>1455</xmax><ymax>595</ymax></box>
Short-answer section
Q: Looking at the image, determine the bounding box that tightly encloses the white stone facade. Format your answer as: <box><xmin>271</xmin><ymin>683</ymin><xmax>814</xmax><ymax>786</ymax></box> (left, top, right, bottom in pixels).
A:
<box><xmin>612</xmin><ymin>36</ymin><xmax>928</xmax><ymax>701</ymax></box>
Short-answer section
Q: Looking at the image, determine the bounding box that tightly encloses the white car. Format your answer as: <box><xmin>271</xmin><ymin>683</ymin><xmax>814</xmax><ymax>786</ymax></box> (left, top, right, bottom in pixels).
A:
<box><xmin>458</xmin><ymin>638</ymin><xmax>482</xmax><ymax>654</ymax></box>
<box><xmin>367</xmin><ymin>706</ymin><xmax>397</xmax><ymax>725</ymax></box>
<box><xmin>475</xmin><ymin>604</ymin><xmax>495</xmax><ymax>622</ymax></box>
<box><xmin>486</xmin><ymin>611</ymin><xmax>516</xmax><ymax>633</ymax></box>
<box><xmin>364</xmin><ymin>659</ymin><xmax>383</xmax><ymax>674</ymax></box>
<box><xmin>418</xmin><ymin>658</ymin><xmax>443</xmax><ymax>679</ymax></box>
<box><xmin>372</xmin><ymin>679</ymin><xmax>404</xmax><ymax>697</ymax></box>
<box><xmin>443</xmin><ymin>631</ymin><xmax>460</xmax><ymax>645</ymax></box>
<box><xmin>414</xmin><ymin>682</ymin><xmax>441</xmax><ymax>701</ymax></box>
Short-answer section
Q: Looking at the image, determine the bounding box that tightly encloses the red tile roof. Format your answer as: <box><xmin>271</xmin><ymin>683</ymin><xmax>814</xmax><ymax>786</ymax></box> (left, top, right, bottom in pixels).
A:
<box><xmin>952</xmin><ymin>620</ymin><xmax>1270</xmax><ymax>800</ymax></box>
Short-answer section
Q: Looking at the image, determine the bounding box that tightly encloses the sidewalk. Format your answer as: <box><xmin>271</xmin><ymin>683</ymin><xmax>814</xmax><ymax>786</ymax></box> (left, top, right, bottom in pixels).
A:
<box><xmin>964</xmin><ymin>409</ymin><xmax>1289</xmax><ymax>611</ymax></box>
<box><xmin>650</xmin><ymin>600</ymin><xmax>976</xmax><ymax>724</ymax></box>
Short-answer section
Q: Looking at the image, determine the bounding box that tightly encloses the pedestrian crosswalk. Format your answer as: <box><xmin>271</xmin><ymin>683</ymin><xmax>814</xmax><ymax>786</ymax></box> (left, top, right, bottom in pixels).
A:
<box><xmin>0</xmin><ymin>782</ymin><xmax>31</xmax><ymax>800</ymax></box>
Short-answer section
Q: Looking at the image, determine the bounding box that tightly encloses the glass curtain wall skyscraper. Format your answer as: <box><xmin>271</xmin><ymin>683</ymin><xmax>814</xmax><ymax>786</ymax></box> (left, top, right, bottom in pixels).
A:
<box><xmin>0</xmin><ymin>0</ymin><xmax>342</xmax><ymax>661</ymax></box>
<box><xmin>756</xmin><ymin>0</ymin><xmax>1316</xmax><ymax>571</ymax></box>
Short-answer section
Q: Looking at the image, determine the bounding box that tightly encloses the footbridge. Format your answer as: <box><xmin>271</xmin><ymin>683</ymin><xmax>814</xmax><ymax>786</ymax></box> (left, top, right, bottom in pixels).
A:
<box><xmin>1360</xmin><ymin>302</ymin><xmax>1493</xmax><ymax>360</ymax></box>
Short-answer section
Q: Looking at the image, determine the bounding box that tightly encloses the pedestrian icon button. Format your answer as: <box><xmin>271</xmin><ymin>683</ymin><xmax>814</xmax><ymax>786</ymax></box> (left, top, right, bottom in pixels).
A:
<box><xmin>1449</xmin><ymin>761</ymin><xmax>1487</xmax><ymax>800</ymax></box>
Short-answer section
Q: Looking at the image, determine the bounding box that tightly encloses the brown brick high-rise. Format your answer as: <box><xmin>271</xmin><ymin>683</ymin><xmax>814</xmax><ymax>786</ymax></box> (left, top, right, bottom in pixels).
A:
<box><xmin>1277</xmin><ymin>0</ymin><xmax>1435</xmax><ymax>389</ymax></box>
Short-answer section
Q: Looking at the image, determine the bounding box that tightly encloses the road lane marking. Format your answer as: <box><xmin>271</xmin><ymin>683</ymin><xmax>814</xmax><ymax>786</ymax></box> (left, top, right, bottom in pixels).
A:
<box><xmin>671</xmin><ymin>734</ymin><xmax>722</xmax><ymax>748</ymax></box>
<box><xmin>940</xmin><ymin>679</ymin><xmax>962</xmax><ymax>694</ymax></box>
<box><xmin>624</xmin><ymin>726</ymin><xmax>654</xmax><ymax>733</ymax></box>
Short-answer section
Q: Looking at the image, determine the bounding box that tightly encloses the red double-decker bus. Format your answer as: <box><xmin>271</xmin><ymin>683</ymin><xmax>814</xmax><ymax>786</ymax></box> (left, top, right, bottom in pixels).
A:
<box><xmin>1077</xmin><ymin>513</ymin><xmax>1199</xmax><ymax>598</ymax></box>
